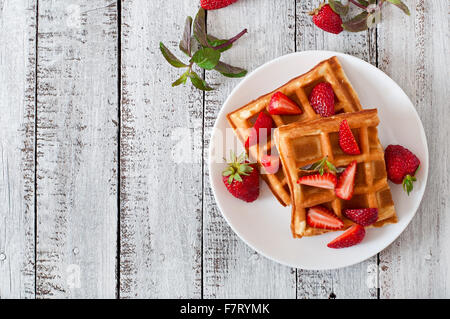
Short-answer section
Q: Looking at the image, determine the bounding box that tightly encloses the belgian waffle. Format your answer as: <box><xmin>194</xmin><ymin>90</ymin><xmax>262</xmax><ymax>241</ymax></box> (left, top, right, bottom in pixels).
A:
<box><xmin>227</xmin><ymin>56</ymin><xmax>362</xmax><ymax>206</ymax></box>
<box><xmin>274</xmin><ymin>109</ymin><xmax>397</xmax><ymax>238</ymax></box>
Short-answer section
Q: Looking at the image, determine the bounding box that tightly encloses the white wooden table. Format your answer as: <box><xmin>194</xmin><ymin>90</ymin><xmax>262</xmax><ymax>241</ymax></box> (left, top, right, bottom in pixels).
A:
<box><xmin>0</xmin><ymin>0</ymin><xmax>448</xmax><ymax>299</ymax></box>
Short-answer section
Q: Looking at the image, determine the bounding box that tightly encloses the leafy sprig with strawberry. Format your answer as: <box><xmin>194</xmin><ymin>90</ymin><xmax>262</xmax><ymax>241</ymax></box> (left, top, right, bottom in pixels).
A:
<box><xmin>160</xmin><ymin>8</ymin><xmax>248</xmax><ymax>91</ymax></box>
<box><xmin>311</xmin><ymin>0</ymin><xmax>410</xmax><ymax>34</ymax></box>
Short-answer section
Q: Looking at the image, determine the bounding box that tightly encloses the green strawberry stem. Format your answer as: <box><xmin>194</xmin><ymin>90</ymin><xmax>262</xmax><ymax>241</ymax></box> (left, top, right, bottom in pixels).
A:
<box><xmin>402</xmin><ymin>165</ymin><xmax>420</xmax><ymax>195</ymax></box>
<box><xmin>402</xmin><ymin>175</ymin><xmax>417</xmax><ymax>195</ymax></box>
<box><xmin>222</xmin><ymin>151</ymin><xmax>253</xmax><ymax>185</ymax></box>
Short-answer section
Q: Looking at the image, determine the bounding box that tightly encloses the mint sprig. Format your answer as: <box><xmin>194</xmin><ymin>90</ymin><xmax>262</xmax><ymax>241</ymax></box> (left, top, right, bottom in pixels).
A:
<box><xmin>160</xmin><ymin>8</ymin><xmax>248</xmax><ymax>91</ymax></box>
<box><xmin>327</xmin><ymin>0</ymin><xmax>410</xmax><ymax>32</ymax></box>
<box><xmin>299</xmin><ymin>156</ymin><xmax>344</xmax><ymax>176</ymax></box>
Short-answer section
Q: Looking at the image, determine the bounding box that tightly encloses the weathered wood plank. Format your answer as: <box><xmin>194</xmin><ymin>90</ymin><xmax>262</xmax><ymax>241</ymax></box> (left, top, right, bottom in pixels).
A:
<box><xmin>203</xmin><ymin>0</ymin><xmax>297</xmax><ymax>298</ymax></box>
<box><xmin>378</xmin><ymin>0</ymin><xmax>450</xmax><ymax>298</ymax></box>
<box><xmin>120</xmin><ymin>0</ymin><xmax>203</xmax><ymax>298</ymax></box>
<box><xmin>296</xmin><ymin>0</ymin><xmax>378</xmax><ymax>299</ymax></box>
<box><xmin>0</xmin><ymin>0</ymin><xmax>36</xmax><ymax>299</ymax></box>
<box><xmin>36</xmin><ymin>0</ymin><xmax>118</xmax><ymax>298</ymax></box>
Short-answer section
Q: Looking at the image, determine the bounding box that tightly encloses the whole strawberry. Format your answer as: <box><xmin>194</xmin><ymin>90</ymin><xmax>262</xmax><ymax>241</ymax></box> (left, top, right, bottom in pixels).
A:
<box><xmin>222</xmin><ymin>152</ymin><xmax>260</xmax><ymax>202</ymax></box>
<box><xmin>309</xmin><ymin>82</ymin><xmax>335</xmax><ymax>117</ymax></box>
<box><xmin>310</xmin><ymin>4</ymin><xmax>343</xmax><ymax>35</ymax></box>
<box><xmin>385</xmin><ymin>144</ymin><xmax>420</xmax><ymax>195</ymax></box>
<box><xmin>201</xmin><ymin>0</ymin><xmax>238</xmax><ymax>10</ymax></box>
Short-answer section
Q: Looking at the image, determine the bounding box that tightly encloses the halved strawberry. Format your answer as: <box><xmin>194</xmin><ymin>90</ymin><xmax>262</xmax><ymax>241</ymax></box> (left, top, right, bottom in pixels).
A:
<box><xmin>338</xmin><ymin>119</ymin><xmax>361</xmax><ymax>155</ymax></box>
<box><xmin>245</xmin><ymin>112</ymin><xmax>274</xmax><ymax>148</ymax></box>
<box><xmin>261</xmin><ymin>154</ymin><xmax>280</xmax><ymax>174</ymax></box>
<box><xmin>308</xmin><ymin>82</ymin><xmax>335</xmax><ymax>117</ymax></box>
<box><xmin>307</xmin><ymin>206</ymin><xmax>344</xmax><ymax>230</ymax></box>
<box><xmin>335</xmin><ymin>160</ymin><xmax>357</xmax><ymax>200</ymax></box>
<box><xmin>343</xmin><ymin>208</ymin><xmax>378</xmax><ymax>226</ymax></box>
<box><xmin>297</xmin><ymin>172</ymin><xmax>337</xmax><ymax>189</ymax></box>
<box><xmin>268</xmin><ymin>92</ymin><xmax>303</xmax><ymax>115</ymax></box>
<box><xmin>327</xmin><ymin>224</ymin><xmax>366</xmax><ymax>249</ymax></box>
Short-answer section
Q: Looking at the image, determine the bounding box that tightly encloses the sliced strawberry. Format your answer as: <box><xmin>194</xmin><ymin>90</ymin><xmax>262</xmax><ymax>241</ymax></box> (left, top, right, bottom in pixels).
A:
<box><xmin>297</xmin><ymin>172</ymin><xmax>337</xmax><ymax>189</ymax></box>
<box><xmin>327</xmin><ymin>224</ymin><xmax>365</xmax><ymax>249</ymax></box>
<box><xmin>261</xmin><ymin>154</ymin><xmax>280</xmax><ymax>174</ymax></box>
<box><xmin>335</xmin><ymin>160</ymin><xmax>357</xmax><ymax>200</ymax></box>
<box><xmin>245</xmin><ymin>112</ymin><xmax>274</xmax><ymax>148</ymax></box>
<box><xmin>343</xmin><ymin>208</ymin><xmax>378</xmax><ymax>226</ymax></box>
<box><xmin>307</xmin><ymin>205</ymin><xmax>344</xmax><ymax>230</ymax></box>
<box><xmin>338</xmin><ymin>119</ymin><xmax>361</xmax><ymax>155</ymax></box>
<box><xmin>308</xmin><ymin>82</ymin><xmax>335</xmax><ymax>117</ymax></box>
<box><xmin>268</xmin><ymin>92</ymin><xmax>303</xmax><ymax>115</ymax></box>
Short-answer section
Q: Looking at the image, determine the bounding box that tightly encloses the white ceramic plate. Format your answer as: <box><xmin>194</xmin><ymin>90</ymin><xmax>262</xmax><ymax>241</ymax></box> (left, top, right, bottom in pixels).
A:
<box><xmin>208</xmin><ymin>51</ymin><xmax>428</xmax><ymax>270</ymax></box>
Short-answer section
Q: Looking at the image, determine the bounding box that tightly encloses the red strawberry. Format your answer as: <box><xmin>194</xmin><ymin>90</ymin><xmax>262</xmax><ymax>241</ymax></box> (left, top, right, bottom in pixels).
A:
<box><xmin>310</xmin><ymin>4</ymin><xmax>343</xmax><ymax>34</ymax></box>
<box><xmin>327</xmin><ymin>224</ymin><xmax>366</xmax><ymax>249</ymax></box>
<box><xmin>268</xmin><ymin>92</ymin><xmax>303</xmax><ymax>115</ymax></box>
<box><xmin>245</xmin><ymin>112</ymin><xmax>274</xmax><ymax>148</ymax></box>
<box><xmin>297</xmin><ymin>172</ymin><xmax>337</xmax><ymax>189</ymax></box>
<box><xmin>343</xmin><ymin>208</ymin><xmax>378</xmax><ymax>226</ymax></box>
<box><xmin>200</xmin><ymin>0</ymin><xmax>238</xmax><ymax>10</ymax></box>
<box><xmin>307</xmin><ymin>206</ymin><xmax>344</xmax><ymax>230</ymax></box>
<box><xmin>309</xmin><ymin>82</ymin><xmax>335</xmax><ymax>117</ymax></box>
<box><xmin>338</xmin><ymin>119</ymin><xmax>361</xmax><ymax>155</ymax></box>
<box><xmin>222</xmin><ymin>152</ymin><xmax>259</xmax><ymax>202</ymax></box>
<box><xmin>335</xmin><ymin>160</ymin><xmax>357</xmax><ymax>200</ymax></box>
<box><xmin>261</xmin><ymin>154</ymin><xmax>280</xmax><ymax>175</ymax></box>
<box><xmin>385</xmin><ymin>145</ymin><xmax>420</xmax><ymax>195</ymax></box>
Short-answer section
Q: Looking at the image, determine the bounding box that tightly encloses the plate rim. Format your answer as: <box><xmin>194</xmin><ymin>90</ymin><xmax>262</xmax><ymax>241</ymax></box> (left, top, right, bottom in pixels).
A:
<box><xmin>208</xmin><ymin>50</ymin><xmax>429</xmax><ymax>270</ymax></box>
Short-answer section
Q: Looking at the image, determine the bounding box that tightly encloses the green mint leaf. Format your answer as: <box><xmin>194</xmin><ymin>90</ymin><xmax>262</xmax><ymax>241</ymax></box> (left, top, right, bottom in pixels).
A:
<box><xmin>193</xmin><ymin>8</ymin><xmax>210</xmax><ymax>48</ymax></box>
<box><xmin>326</xmin><ymin>161</ymin><xmax>337</xmax><ymax>173</ymax></box>
<box><xmin>179</xmin><ymin>16</ymin><xmax>193</xmax><ymax>57</ymax></box>
<box><xmin>329</xmin><ymin>0</ymin><xmax>349</xmax><ymax>16</ymax></box>
<box><xmin>208</xmin><ymin>37</ymin><xmax>233</xmax><ymax>52</ymax></box>
<box><xmin>159</xmin><ymin>42</ymin><xmax>188</xmax><ymax>68</ymax></box>
<box><xmin>385</xmin><ymin>0</ymin><xmax>410</xmax><ymax>15</ymax></box>
<box><xmin>172</xmin><ymin>72</ymin><xmax>188</xmax><ymax>87</ymax></box>
<box><xmin>342</xmin><ymin>12</ymin><xmax>369</xmax><ymax>32</ymax></box>
<box><xmin>192</xmin><ymin>48</ymin><xmax>221</xmax><ymax>70</ymax></box>
<box><xmin>189</xmin><ymin>71</ymin><xmax>213</xmax><ymax>91</ymax></box>
<box><xmin>356</xmin><ymin>0</ymin><xmax>370</xmax><ymax>6</ymax></box>
<box><xmin>214</xmin><ymin>61</ymin><xmax>247</xmax><ymax>78</ymax></box>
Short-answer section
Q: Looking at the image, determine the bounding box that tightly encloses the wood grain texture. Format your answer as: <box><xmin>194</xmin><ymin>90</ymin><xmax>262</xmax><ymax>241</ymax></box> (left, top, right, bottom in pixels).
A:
<box><xmin>378</xmin><ymin>0</ymin><xmax>450</xmax><ymax>298</ymax></box>
<box><xmin>36</xmin><ymin>0</ymin><xmax>118</xmax><ymax>298</ymax></box>
<box><xmin>296</xmin><ymin>0</ymin><xmax>378</xmax><ymax>299</ymax></box>
<box><xmin>120</xmin><ymin>0</ymin><xmax>203</xmax><ymax>298</ymax></box>
<box><xmin>203</xmin><ymin>0</ymin><xmax>297</xmax><ymax>299</ymax></box>
<box><xmin>0</xmin><ymin>0</ymin><xmax>36</xmax><ymax>298</ymax></box>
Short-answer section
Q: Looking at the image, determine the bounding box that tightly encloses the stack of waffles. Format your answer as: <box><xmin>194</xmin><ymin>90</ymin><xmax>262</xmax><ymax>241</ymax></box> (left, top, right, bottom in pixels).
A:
<box><xmin>227</xmin><ymin>56</ymin><xmax>397</xmax><ymax>238</ymax></box>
